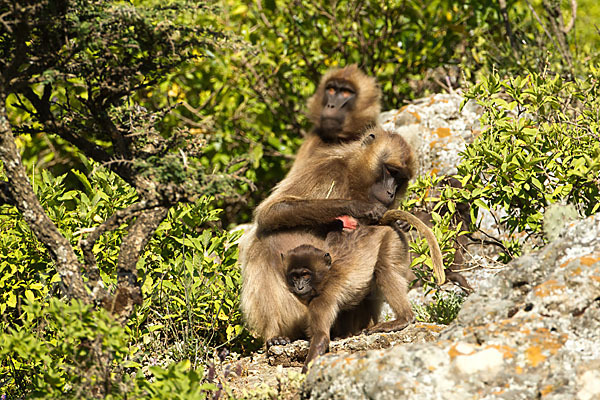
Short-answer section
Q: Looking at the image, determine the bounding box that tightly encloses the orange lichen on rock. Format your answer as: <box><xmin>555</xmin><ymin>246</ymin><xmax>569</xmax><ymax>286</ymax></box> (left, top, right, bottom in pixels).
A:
<box><xmin>533</xmin><ymin>279</ymin><xmax>565</xmax><ymax>297</ymax></box>
<box><xmin>448</xmin><ymin>343</ymin><xmax>475</xmax><ymax>359</ymax></box>
<box><xmin>533</xmin><ymin>329</ymin><xmax>567</xmax><ymax>355</ymax></box>
<box><xmin>525</xmin><ymin>346</ymin><xmax>546</xmax><ymax>367</ymax></box>
<box><xmin>524</xmin><ymin>328</ymin><xmax>567</xmax><ymax>368</ymax></box>
<box><xmin>408</xmin><ymin>110</ymin><xmax>421</xmax><ymax>122</ymax></box>
<box><xmin>434</xmin><ymin>127</ymin><xmax>451</xmax><ymax>138</ymax></box>
<box><xmin>579</xmin><ymin>255</ymin><xmax>600</xmax><ymax>266</ymax></box>
<box><xmin>515</xmin><ymin>365</ymin><xmax>524</xmax><ymax>374</ymax></box>
<box><xmin>414</xmin><ymin>323</ymin><xmax>444</xmax><ymax>333</ymax></box>
<box><xmin>562</xmin><ymin>254</ymin><xmax>600</xmax><ymax>268</ymax></box>
<box><xmin>570</xmin><ymin>266</ymin><xmax>583</xmax><ymax>275</ymax></box>
<box><xmin>540</xmin><ymin>385</ymin><xmax>554</xmax><ymax>396</ymax></box>
<box><xmin>488</xmin><ymin>344</ymin><xmax>516</xmax><ymax>359</ymax></box>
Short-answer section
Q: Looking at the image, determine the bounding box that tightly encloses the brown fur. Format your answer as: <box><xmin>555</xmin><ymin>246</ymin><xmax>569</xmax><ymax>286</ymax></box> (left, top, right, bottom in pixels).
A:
<box><xmin>239</xmin><ymin>128</ymin><xmax>419</xmax><ymax>371</ymax></box>
<box><xmin>292</xmin><ymin>65</ymin><xmax>381</xmax><ymax>172</ymax></box>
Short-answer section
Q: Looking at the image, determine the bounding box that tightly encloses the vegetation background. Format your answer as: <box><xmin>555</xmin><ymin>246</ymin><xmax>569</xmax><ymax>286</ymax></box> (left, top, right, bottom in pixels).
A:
<box><xmin>0</xmin><ymin>0</ymin><xmax>598</xmax><ymax>398</ymax></box>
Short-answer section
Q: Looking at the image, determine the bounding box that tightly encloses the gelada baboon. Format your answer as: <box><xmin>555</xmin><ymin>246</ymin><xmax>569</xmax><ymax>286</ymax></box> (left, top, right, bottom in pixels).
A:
<box><xmin>239</xmin><ymin>66</ymin><xmax>383</xmax><ymax>350</ymax></box>
<box><xmin>291</xmin><ymin>64</ymin><xmax>381</xmax><ymax>171</ymax></box>
<box><xmin>284</xmin><ymin>244</ymin><xmax>332</xmax><ymax>306</ymax></box>
<box><xmin>239</xmin><ymin>128</ymin><xmax>444</xmax><ymax>361</ymax></box>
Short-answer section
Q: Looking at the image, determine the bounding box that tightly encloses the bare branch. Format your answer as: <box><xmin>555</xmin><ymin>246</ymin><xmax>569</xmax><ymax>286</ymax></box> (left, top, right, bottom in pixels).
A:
<box><xmin>563</xmin><ymin>0</ymin><xmax>577</xmax><ymax>33</ymax></box>
<box><xmin>103</xmin><ymin>207</ymin><xmax>169</xmax><ymax>320</ymax></box>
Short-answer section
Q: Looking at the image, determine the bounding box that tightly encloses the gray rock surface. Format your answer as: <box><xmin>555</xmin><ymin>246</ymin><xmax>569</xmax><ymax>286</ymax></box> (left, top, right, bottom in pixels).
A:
<box><xmin>380</xmin><ymin>93</ymin><xmax>482</xmax><ymax>177</ymax></box>
<box><xmin>301</xmin><ymin>214</ymin><xmax>600</xmax><ymax>399</ymax></box>
<box><xmin>267</xmin><ymin>323</ymin><xmax>444</xmax><ymax>367</ymax></box>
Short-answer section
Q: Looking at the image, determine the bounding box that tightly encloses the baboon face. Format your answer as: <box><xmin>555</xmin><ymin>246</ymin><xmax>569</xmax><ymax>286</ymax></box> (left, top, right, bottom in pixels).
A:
<box><xmin>307</xmin><ymin>65</ymin><xmax>381</xmax><ymax>143</ymax></box>
<box><xmin>320</xmin><ymin>78</ymin><xmax>357</xmax><ymax>138</ymax></box>
<box><xmin>283</xmin><ymin>245</ymin><xmax>332</xmax><ymax>303</ymax></box>
<box><xmin>361</xmin><ymin>130</ymin><xmax>414</xmax><ymax>207</ymax></box>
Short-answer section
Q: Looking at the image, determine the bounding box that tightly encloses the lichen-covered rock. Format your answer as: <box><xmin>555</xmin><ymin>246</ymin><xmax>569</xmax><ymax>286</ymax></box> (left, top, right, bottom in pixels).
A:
<box><xmin>301</xmin><ymin>214</ymin><xmax>600</xmax><ymax>399</ymax></box>
<box><xmin>380</xmin><ymin>93</ymin><xmax>482</xmax><ymax>177</ymax></box>
<box><xmin>268</xmin><ymin>323</ymin><xmax>443</xmax><ymax>367</ymax></box>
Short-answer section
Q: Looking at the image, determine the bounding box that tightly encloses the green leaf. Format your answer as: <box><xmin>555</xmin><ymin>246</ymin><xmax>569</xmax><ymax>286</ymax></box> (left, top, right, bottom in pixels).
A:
<box><xmin>25</xmin><ymin>289</ymin><xmax>35</xmax><ymax>303</ymax></box>
<box><xmin>72</xmin><ymin>170</ymin><xmax>93</xmax><ymax>194</ymax></box>
<box><xmin>7</xmin><ymin>292</ymin><xmax>16</xmax><ymax>308</ymax></box>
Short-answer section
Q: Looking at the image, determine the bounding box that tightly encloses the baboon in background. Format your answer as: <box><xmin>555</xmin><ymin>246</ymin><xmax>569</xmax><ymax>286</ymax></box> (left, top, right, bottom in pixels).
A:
<box><xmin>290</xmin><ymin>64</ymin><xmax>381</xmax><ymax>172</ymax></box>
<box><xmin>240</xmin><ymin>128</ymin><xmax>445</xmax><ymax>361</ymax></box>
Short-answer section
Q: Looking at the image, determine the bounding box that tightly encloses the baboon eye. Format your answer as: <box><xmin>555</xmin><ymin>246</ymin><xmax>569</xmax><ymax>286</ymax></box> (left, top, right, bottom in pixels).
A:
<box><xmin>341</xmin><ymin>89</ymin><xmax>353</xmax><ymax>98</ymax></box>
<box><xmin>327</xmin><ymin>87</ymin><xmax>336</xmax><ymax>95</ymax></box>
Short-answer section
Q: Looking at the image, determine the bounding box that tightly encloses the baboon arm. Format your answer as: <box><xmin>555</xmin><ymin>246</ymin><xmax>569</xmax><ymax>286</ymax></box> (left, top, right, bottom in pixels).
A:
<box><xmin>256</xmin><ymin>198</ymin><xmax>382</xmax><ymax>233</ymax></box>
<box><xmin>302</xmin><ymin>293</ymin><xmax>340</xmax><ymax>372</ymax></box>
<box><xmin>303</xmin><ymin>331</ymin><xmax>329</xmax><ymax>373</ymax></box>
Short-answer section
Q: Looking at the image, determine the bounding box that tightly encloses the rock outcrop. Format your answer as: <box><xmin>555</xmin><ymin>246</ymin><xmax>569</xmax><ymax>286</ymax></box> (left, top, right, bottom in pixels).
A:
<box><xmin>301</xmin><ymin>214</ymin><xmax>600</xmax><ymax>399</ymax></box>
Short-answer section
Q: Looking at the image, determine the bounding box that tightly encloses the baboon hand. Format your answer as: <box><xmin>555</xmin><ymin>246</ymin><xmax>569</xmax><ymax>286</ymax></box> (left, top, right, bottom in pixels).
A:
<box><xmin>349</xmin><ymin>201</ymin><xmax>387</xmax><ymax>224</ymax></box>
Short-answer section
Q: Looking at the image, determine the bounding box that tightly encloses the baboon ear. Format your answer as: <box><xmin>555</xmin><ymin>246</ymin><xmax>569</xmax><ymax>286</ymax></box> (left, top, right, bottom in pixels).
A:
<box><xmin>324</xmin><ymin>252</ymin><xmax>332</xmax><ymax>267</ymax></box>
<box><xmin>362</xmin><ymin>132</ymin><xmax>376</xmax><ymax>146</ymax></box>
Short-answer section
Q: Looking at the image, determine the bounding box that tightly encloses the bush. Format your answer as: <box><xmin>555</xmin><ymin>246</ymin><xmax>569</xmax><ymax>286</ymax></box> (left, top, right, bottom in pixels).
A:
<box><xmin>459</xmin><ymin>69</ymin><xmax>600</xmax><ymax>257</ymax></box>
<box><xmin>0</xmin><ymin>165</ymin><xmax>254</xmax><ymax>397</ymax></box>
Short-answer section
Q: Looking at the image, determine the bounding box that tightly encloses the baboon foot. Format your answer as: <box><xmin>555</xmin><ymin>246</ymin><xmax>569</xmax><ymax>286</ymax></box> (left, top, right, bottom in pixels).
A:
<box><xmin>266</xmin><ymin>336</ymin><xmax>291</xmax><ymax>348</ymax></box>
<box><xmin>364</xmin><ymin>318</ymin><xmax>413</xmax><ymax>334</ymax></box>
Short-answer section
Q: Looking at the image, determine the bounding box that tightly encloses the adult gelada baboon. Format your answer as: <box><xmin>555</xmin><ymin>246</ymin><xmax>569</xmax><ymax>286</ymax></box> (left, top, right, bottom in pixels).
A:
<box><xmin>239</xmin><ymin>128</ymin><xmax>445</xmax><ymax>357</ymax></box>
<box><xmin>290</xmin><ymin>64</ymin><xmax>381</xmax><ymax>172</ymax></box>
<box><xmin>239</xmin><ymin>65</ymin><xmax>382</xmax><ymax>346</ymax></box>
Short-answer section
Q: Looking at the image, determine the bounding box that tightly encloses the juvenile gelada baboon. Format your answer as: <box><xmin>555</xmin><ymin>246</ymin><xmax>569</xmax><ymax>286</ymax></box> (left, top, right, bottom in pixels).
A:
<box><xmin>240</xmin><ymin>128</ymin><xmax>446</xmax><ymax>359</ymax></box>
<box><xmin>284</xmin><ymin>244</ymin><xmax>332</xmax><ymax>306</ymax></box>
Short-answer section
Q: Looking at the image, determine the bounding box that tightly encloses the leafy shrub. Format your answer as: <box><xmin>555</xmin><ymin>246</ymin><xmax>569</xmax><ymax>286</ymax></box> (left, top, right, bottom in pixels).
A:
<box><xmin>0</xmin><ymin>299</ymin><xmax>132</xmax><ymax>398</ymax></box>
<box><xmin>0</xmin><ymin>299</ymin><xmax>220</xmax><ymax>399</ymax></box>
<box><xmin>459</xmin><ymin>69</ymin><xmax>600</xmax><ymax>256</ymax></box>
<box><xmin>0</xmin><ymin>164</ymin><xmax>253</xmax><ymax>397</ymax></box>
<box><xmin>414</xmin><ymin>291</ymin><xmax>466</xmax><ymax>325</ymax></box>
<box><xmin>401</xmin><ymin>175</ymin><xmax>472</xmax><ymax>288</ymax></box>
<box><xmin>138</xmin><ymin>199</ymin><xmax>260</xmax><ymax>356</ymax></box>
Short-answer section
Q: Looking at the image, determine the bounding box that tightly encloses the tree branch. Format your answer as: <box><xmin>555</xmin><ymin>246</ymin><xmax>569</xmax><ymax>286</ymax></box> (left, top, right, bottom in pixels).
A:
<box><xmin>0</xmin><ymin>94</ymin><xmax>100</xmax><ymax>303</ymax></box>
<box><xmin>0</xmin><ymin>181</ymin><xmax>15</xmax><ymax>205</ymax></box>
<box><xmin>103</xmin><ymin>206</ymin><xmax>169</xmax><ymax>319</ymax></box>
<box><xmin>80</xmin><ymin>199</ymin><xmax>161</xmax><ymax>278</ymax></box>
